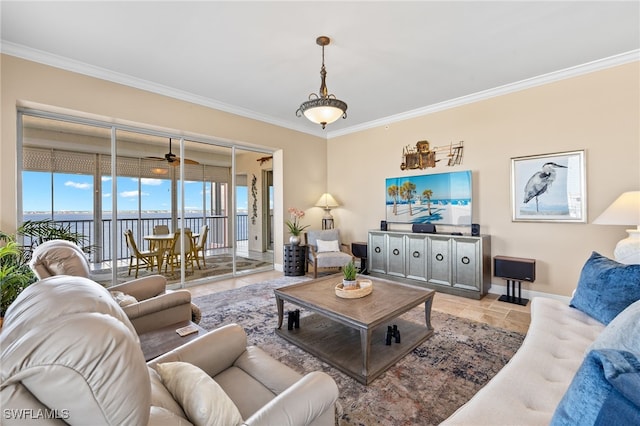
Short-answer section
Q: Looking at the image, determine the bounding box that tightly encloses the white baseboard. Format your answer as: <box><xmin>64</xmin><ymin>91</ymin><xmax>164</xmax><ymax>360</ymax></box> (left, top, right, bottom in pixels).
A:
<box><xmin>488</xmin><ymin>282</ymin><xmax>571</xmax><ymax>304</ymax></box>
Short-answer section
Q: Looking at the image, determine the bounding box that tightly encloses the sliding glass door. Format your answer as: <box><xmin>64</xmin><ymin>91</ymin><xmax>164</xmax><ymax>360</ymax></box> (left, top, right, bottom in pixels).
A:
<box><xmin>18</xmin><ymin>109</ymin><xmax>274</xmax><ymax>288</ymax></box>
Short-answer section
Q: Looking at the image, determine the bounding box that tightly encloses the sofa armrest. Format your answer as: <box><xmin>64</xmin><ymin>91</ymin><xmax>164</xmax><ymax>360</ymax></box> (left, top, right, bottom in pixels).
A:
<box><xmin>122</xmin><ymin>289</ymin><xmax>191</xmax><ymax>320</ymax></box>
<box><xmin>108</xmin><ymin>275</ymin><xmax>167</xmax><ymax>300</ymax></box>
<box><xmin>148</xmin><ymin>324</ymin><xmax>248</xmax><ymax>378</ymax></box>
<box><xmin>243</xmin><ymin>371</ymin><xmax>339</xmax><ymax>426</ymax></box>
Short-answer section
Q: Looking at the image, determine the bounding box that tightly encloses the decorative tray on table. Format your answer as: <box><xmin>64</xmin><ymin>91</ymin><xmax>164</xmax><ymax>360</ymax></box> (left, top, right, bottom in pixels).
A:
<box><xmin>335</xmin><ymin>279</ymin><xmax>373</xmax><ymax>299</ymax></box>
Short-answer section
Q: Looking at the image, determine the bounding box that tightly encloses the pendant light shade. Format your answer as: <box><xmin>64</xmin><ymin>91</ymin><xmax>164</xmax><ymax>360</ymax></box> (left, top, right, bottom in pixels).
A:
<box><xmin>296</xmin><ymin>36</ymin><xmax>347</xmax><ymax>129</ymax></box>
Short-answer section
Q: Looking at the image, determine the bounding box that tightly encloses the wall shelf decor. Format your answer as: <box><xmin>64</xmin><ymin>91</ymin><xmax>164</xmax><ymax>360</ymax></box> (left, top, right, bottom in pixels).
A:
<box><xmin>400</xmin><ymin>140</ymin><xmax>463</xmax><ymax>170</ymax></box>
<box><xmin>250</xmin><ymin>174</ymin><xmax>258</xmax><ymax>225</ymax></box>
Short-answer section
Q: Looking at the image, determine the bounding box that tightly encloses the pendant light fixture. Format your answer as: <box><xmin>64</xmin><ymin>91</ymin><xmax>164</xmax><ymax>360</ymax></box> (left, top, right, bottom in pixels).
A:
<box><xmin>296</xmin><ymin>36</ymin><xmax>347</xmax><ymax>129</ymax></box>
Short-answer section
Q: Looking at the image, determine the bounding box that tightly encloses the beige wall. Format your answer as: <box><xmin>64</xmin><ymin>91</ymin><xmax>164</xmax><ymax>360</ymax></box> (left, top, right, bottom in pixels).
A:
<box><xmin>2</xmin><ymin>55</ymin><xmax>638</xmax><ymax>295</ymax></box>
<box><xmin>0</xmin><ymin>55</ymin><xmax>327</xmax><ymax>267</ymax></box>
<box><xmin>328</xmin><ymin>62</ymin><xmax>640</xmax><ymax>297</ymax></box>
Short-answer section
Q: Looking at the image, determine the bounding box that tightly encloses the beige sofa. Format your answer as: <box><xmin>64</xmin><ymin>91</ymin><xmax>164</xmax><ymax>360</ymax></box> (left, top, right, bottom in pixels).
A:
<box><xmin>443</xmin><ymin>251</ymin><xmax>640</xmax><ymax>424</ymax></box>
<box><xmin>442</xmin><ymin>297</ymin><xmax>605</xmax><ymax>424</ymax></box>
<box><xmin>29</xmin><ymin>239</ymin><xmax>193</xmax><ymax>333</ymax></box>
<box><xmin>1</xmin><ymin>275</ymin><xmax>340</xmax><ymax>425</ymax></box>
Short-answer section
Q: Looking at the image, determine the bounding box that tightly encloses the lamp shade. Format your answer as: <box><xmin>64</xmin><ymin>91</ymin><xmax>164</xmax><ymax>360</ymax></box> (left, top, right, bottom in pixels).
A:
<box><xmin>302</xmin><ymin>103</ymin><xmax>347</xmax><ymax>126</ymax></box>
<box><xmin>593</xmin><ymin>191</ymin><xmax>640</xmax><ymax>265</ymax></box>
<box><xmin>593</xmin><ymin>191</ymin><xmax>640</xmax><ymax>226</ymax></box>
<box><xmin>315</xmin><ymin>193</ymin><xmax>339</xmax><ymax>209</ymax></box>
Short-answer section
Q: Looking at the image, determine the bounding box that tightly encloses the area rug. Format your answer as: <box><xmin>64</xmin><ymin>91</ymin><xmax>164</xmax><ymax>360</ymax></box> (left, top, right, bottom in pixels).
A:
<box><xmin>193</xmin><ymin>276</ymin><xmax>525</xmax><ymax>425</ymax></box>
<box><xmin>91</xmin><ymin>254</ymin><xmax>272</xmax><ymax>286</ymax></box>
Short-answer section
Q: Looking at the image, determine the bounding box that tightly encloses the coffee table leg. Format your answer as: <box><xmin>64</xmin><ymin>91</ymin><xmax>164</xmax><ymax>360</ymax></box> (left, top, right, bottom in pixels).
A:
<box><xmin>276</xmin><ymin>296</ymin><xmax>284</xmax><ymax>329</ymax></box>
<box><xmin>360</xmin><ymin>328</ymin><xmax>371</xmax><ymax>378</ymax></box>
<box><xmin>424</xmin><ymin>294</ymin><xmax>434</xmax><ymax>331</ymax></box>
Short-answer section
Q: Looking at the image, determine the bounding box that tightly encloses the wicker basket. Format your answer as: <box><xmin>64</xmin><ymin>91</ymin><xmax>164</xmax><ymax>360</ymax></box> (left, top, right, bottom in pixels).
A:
<box><xmin>335</xmin><ymin>279</ymin><xmax>373</xmax><ymax>299</ymax></box>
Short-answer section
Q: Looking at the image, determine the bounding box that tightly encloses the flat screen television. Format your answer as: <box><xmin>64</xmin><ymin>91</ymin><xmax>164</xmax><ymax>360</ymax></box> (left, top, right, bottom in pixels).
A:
<box><xmin>385</xmin><ymin>170</ymin><xmax>472</xmax><ymax>226</ymax></box>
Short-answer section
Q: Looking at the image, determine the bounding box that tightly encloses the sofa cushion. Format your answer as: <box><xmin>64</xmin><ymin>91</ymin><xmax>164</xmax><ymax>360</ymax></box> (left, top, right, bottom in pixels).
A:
<box><xmin>551</xmin><ymin>349</ymin><xmax>640</xmax><ymax>425</ymax></box>
<box><xmin>156</xmin><ymin>361</ymin><xmax>243</xmax><ymax>426</ymax></box>
<box><xmin>570</xmin><ymin>252</ymin><xmax>640</xmax><ymax>325</ymax></box>
<box><xmin>590</xmin><ymin>299</ymin><xmax>640</xmax><ymax>354</ymax></box>
<box><xmin>110</xmin><ymin>290</ymin><xmax>138</xmax><ymax>307</ymax></box>
<box><xmin>148</xmin><ymin>366</ymin><xmax>188</xmax><ymax>419</ymax></box>
<box><xmin>316</xmin><ymin>239</ymin><xmax>340</xmax><ymax>253</ymax></box>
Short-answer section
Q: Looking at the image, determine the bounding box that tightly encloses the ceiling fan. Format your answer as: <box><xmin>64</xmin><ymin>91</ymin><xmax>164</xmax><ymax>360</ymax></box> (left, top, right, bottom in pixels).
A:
<box><xmin>147</xmin><ymin>138</ymin><xmax>200</xmax><ymax>166</ymax></box>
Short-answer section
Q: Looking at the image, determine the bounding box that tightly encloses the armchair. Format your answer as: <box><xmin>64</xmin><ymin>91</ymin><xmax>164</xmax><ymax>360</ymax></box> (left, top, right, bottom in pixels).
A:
<box><xmin>1</xmin><ymin>275</ymin><xmax>340</xmax><ymax>426</ymax></box>
<box><xmin>305</xmin><ymin>229</ymin><xmax>354</xmax><ymax>278</ymax></box>
<box><xmin>28</xmin><ymin>239</ymin><xmax>195</xmax><ymax>334</ymax></box>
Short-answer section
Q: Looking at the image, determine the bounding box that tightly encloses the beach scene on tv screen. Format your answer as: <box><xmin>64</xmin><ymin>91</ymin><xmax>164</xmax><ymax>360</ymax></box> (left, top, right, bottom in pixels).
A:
<box><xmin>385</xmin><ymin>171</ymin><xmax>472</xmax><ymax>225</ymax></box>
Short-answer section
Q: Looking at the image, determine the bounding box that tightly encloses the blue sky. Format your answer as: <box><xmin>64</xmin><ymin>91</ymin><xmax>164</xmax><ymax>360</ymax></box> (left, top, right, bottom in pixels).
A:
<box><xmin>22</xmin><ymin>172</ymin><xmax>247</xmax><ymax>212</ymax></box>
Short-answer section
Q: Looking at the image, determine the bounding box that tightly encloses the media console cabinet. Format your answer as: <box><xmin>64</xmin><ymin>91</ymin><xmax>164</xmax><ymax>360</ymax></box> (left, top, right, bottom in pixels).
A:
<box><xmin>368</xmin><ymin>230</ymin><xmax>491</xmax><ymax>299</ymax></box>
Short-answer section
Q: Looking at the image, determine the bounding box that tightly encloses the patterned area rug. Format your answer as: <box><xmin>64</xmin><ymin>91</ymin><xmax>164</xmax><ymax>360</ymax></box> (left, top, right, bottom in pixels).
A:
<box><xmin>91</xmin><ymin>254</ymin><xmax>272</xmax><ymax>286</ymax></box>
<box><xmin>194</xmin><ymin>276</ymin><xmax>525</xmax><ymax>425</ymax></box>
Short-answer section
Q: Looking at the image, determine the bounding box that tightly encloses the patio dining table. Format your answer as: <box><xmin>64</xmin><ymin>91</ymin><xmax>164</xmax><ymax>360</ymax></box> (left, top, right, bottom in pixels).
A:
<box><xmin>143</xmin><ymin>232</ymin><xmax>199</xmax><ymax>271</ymax></box>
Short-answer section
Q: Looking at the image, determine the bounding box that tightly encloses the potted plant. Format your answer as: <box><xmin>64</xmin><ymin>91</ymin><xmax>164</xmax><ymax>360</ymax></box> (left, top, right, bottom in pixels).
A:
<box><xmin>0</xmin><ymin>220</ymin><xmax>90</xmax><ymax>321</ymax></box>
<box><xmin>342</xmin><ymin>262</ymin><xmax>358</xmax><ymax>289</ymax></box>
<box><xmin>285</xmin><ymin>207</ymin><xmax>309</xmax><ymax>245</ymax></box>
<box><xmin>0</xmin><ymin>236</ymin><xmax>37</xmax><ymax>320</ymax></box>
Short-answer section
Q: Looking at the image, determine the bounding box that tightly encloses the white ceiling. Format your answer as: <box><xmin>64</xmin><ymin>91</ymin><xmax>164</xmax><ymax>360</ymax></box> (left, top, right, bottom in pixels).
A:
<box><xmin>2</xmin><ymin>1</ymin><xmax>639</xmax><ymax>138</ymax></box>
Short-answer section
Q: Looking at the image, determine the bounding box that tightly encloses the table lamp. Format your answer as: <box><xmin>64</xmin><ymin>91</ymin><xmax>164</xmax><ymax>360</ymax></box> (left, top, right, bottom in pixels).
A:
<box><xmin>315</xmin><ymin>193</ymin><xmax>339</xmax><ymax>229</ymax></box>
<box><xmin>593</xmin><ymin>191</ymin><xmax>640</xmax><ymax>264</ymax></box>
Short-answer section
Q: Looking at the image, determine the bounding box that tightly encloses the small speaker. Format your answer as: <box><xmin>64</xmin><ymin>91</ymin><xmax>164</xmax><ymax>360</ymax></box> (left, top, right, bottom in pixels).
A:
<box><xmin>412</xmin><ymin>223</ymin><xmax>436</xmax><ymax>234</ymax></box>
<box><xmin>471</xmin><ymin>223</ymin><xmax>480</xmax><ymax>236</ymax></box>
<box><xmin>494</xmin><ymin>256</ymin><xmax>536</xmax><ymax>282</ymax></box>
<box><xmin>380</xmin><ymin>220</ymin><xmax>387</xmax><ymax>231</ymax></box>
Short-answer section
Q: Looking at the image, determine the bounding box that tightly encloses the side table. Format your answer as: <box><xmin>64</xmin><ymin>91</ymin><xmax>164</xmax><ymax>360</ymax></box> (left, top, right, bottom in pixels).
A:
<box><xmin>351</xmin><ymin>241</ymin><xmax>368</xmax><ymax>274</ymax></box>
<box><xmin>284</xmin><ymin>244</ymin><xmax>307</xmax><ymax>276</ymax></box>
<box><xmin>139</xmin><ymin>320</ymin><xmax>206</xmax><ymax>361</ymax></box>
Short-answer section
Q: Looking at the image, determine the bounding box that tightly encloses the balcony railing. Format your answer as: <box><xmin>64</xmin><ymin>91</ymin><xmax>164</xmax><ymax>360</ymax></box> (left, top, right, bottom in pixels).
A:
<box><xmin>24</xmin><ymin>214</ymin><xmax>249</xmax><ymax>263</ymax></box>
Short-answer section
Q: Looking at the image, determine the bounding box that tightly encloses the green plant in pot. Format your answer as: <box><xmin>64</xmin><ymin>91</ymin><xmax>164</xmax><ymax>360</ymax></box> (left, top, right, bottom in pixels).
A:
<box><xmin>0</xmin><ymin>235</ymin><xmax>37</xmax><ymax>318</ymax></box>
<box><xmin>342</xmin><ymin>262</ymin><xmax>358</xmax><ymax>289</ymax></box>
<box><xmin>1</xmin><ymin>220</ymin><xmax>90</xmax><ymax>319</ymax></box>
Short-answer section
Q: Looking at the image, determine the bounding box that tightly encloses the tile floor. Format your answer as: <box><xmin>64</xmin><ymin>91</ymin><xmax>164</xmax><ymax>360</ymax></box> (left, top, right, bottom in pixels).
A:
<box><xmin>186</xmin><ymin>270</ymin><xmax>531</xmax><ymax>335</ymax></box>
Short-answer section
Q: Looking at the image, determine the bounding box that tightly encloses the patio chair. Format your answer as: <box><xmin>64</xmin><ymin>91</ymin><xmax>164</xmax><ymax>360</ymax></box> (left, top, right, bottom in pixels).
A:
<box><xmin>193</xmin><ymin>224</ymin><xmax>209</xmax><ymax>269</ymax></box>
<box><xmin>164</xmin><ymin>229</ymin><xmax>195</xmax><ymax>273</ymax></box>
<box><xmin>305</xmin><ymin>229</ymin><xmax>354</xmax><ymax>278</ymax></box>
<box><xmin>124</xmin><ymin>229</ymin><xmax>161</xmax><ymax>278</ymax></box>
<box><xmin>150</xmin><ymin>224</ymin><xmax>170</xmax><ymax>251</ymax></box>
<box><xmin>153</xmin><ymin>224</ymin><xmax>170</xmax><ymax>234</ymax></box>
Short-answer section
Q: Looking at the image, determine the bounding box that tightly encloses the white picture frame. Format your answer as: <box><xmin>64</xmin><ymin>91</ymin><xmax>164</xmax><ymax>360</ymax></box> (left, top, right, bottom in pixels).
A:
<box><xmin>511</xmin><ymin>150</ymin><xmax>586</xmax><ymax>222</ymax></box>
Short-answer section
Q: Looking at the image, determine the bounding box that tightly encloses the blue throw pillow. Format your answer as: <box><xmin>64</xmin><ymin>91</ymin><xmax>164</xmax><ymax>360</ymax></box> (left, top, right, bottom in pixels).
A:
<box><xmin>551</xmin><ymin>349</ymin><xmax>640</xmax><ymax>426</ymax></box>
<box><xmin>570</xmin><ymin>252</ymin><xmax>640</xmax><ymax>325</ymax></box>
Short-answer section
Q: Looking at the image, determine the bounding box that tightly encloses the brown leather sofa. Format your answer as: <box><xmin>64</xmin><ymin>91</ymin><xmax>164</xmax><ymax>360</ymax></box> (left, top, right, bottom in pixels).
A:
<box><xmin>1</xmin><ymin>275</ymin><xmax>340</xmax><ymax>425</ymax></box>
<box><xmin>28</xmin><ymin>239</ymin><xmax>193</xmax><ymax>334</ymax></box>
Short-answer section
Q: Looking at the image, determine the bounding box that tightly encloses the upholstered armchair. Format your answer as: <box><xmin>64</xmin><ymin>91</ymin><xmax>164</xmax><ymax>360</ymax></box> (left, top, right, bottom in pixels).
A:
<box><xmin>28</xmin><ymin>239</ymin><xmax>195</xmax><ymax>334</ymax></box>
<box><xmin>305</xmin><ymin>229</ymin><xmax>354</xmax><ymax>278</ymax></box>
<box><xmin>1</xmin><ymin>275</ymin><xmax>340</xmax><ymax>426</ymax></box>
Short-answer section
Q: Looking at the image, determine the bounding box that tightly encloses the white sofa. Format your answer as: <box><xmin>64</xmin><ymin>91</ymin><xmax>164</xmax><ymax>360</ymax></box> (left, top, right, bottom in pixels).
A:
<box><xmin>444</xmin><ymin>251</ymin><xmax>640</xmax><ymax>425</ymax></box>
<box><xmin>442</xmin><ymin>297</ymin><xmax>605</xmax><ymax>425</ymax></box>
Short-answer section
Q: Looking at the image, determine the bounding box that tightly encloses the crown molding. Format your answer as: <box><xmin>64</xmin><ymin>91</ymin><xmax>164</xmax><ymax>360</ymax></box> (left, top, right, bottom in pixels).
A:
<box><xmin>1</xmin><ymin>41</ymin><xmax>327</xmax><ymax>138</ymax></box>
<box><xmin>3</xmin><ymin>42</ymin><xmax>637</xmax><ymax>141</ymax></box>
<box><xmin>328</xmin><ymin>49</ymin><xmax>640</xmax><ymax>139</ymax></box>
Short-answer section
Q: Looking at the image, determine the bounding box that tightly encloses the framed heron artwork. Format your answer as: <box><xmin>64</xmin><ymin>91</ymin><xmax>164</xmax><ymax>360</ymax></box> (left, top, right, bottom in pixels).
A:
<box><xmin>511</xmin><ymin>150</ymin><xmax>586</xmax><ymax>222</ymax></box>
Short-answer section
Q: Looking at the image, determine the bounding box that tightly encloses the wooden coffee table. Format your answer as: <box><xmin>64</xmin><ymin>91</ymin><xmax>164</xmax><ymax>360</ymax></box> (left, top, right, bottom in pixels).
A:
<box><xmin>274</xmin><ymin>275</ymin><xmax>434</xmax><ymax>384</ymax></box>
<box><xmin>139</xmin><ymin>320</ymin><xmax>206</xmax><ymax>361</ymax></box>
